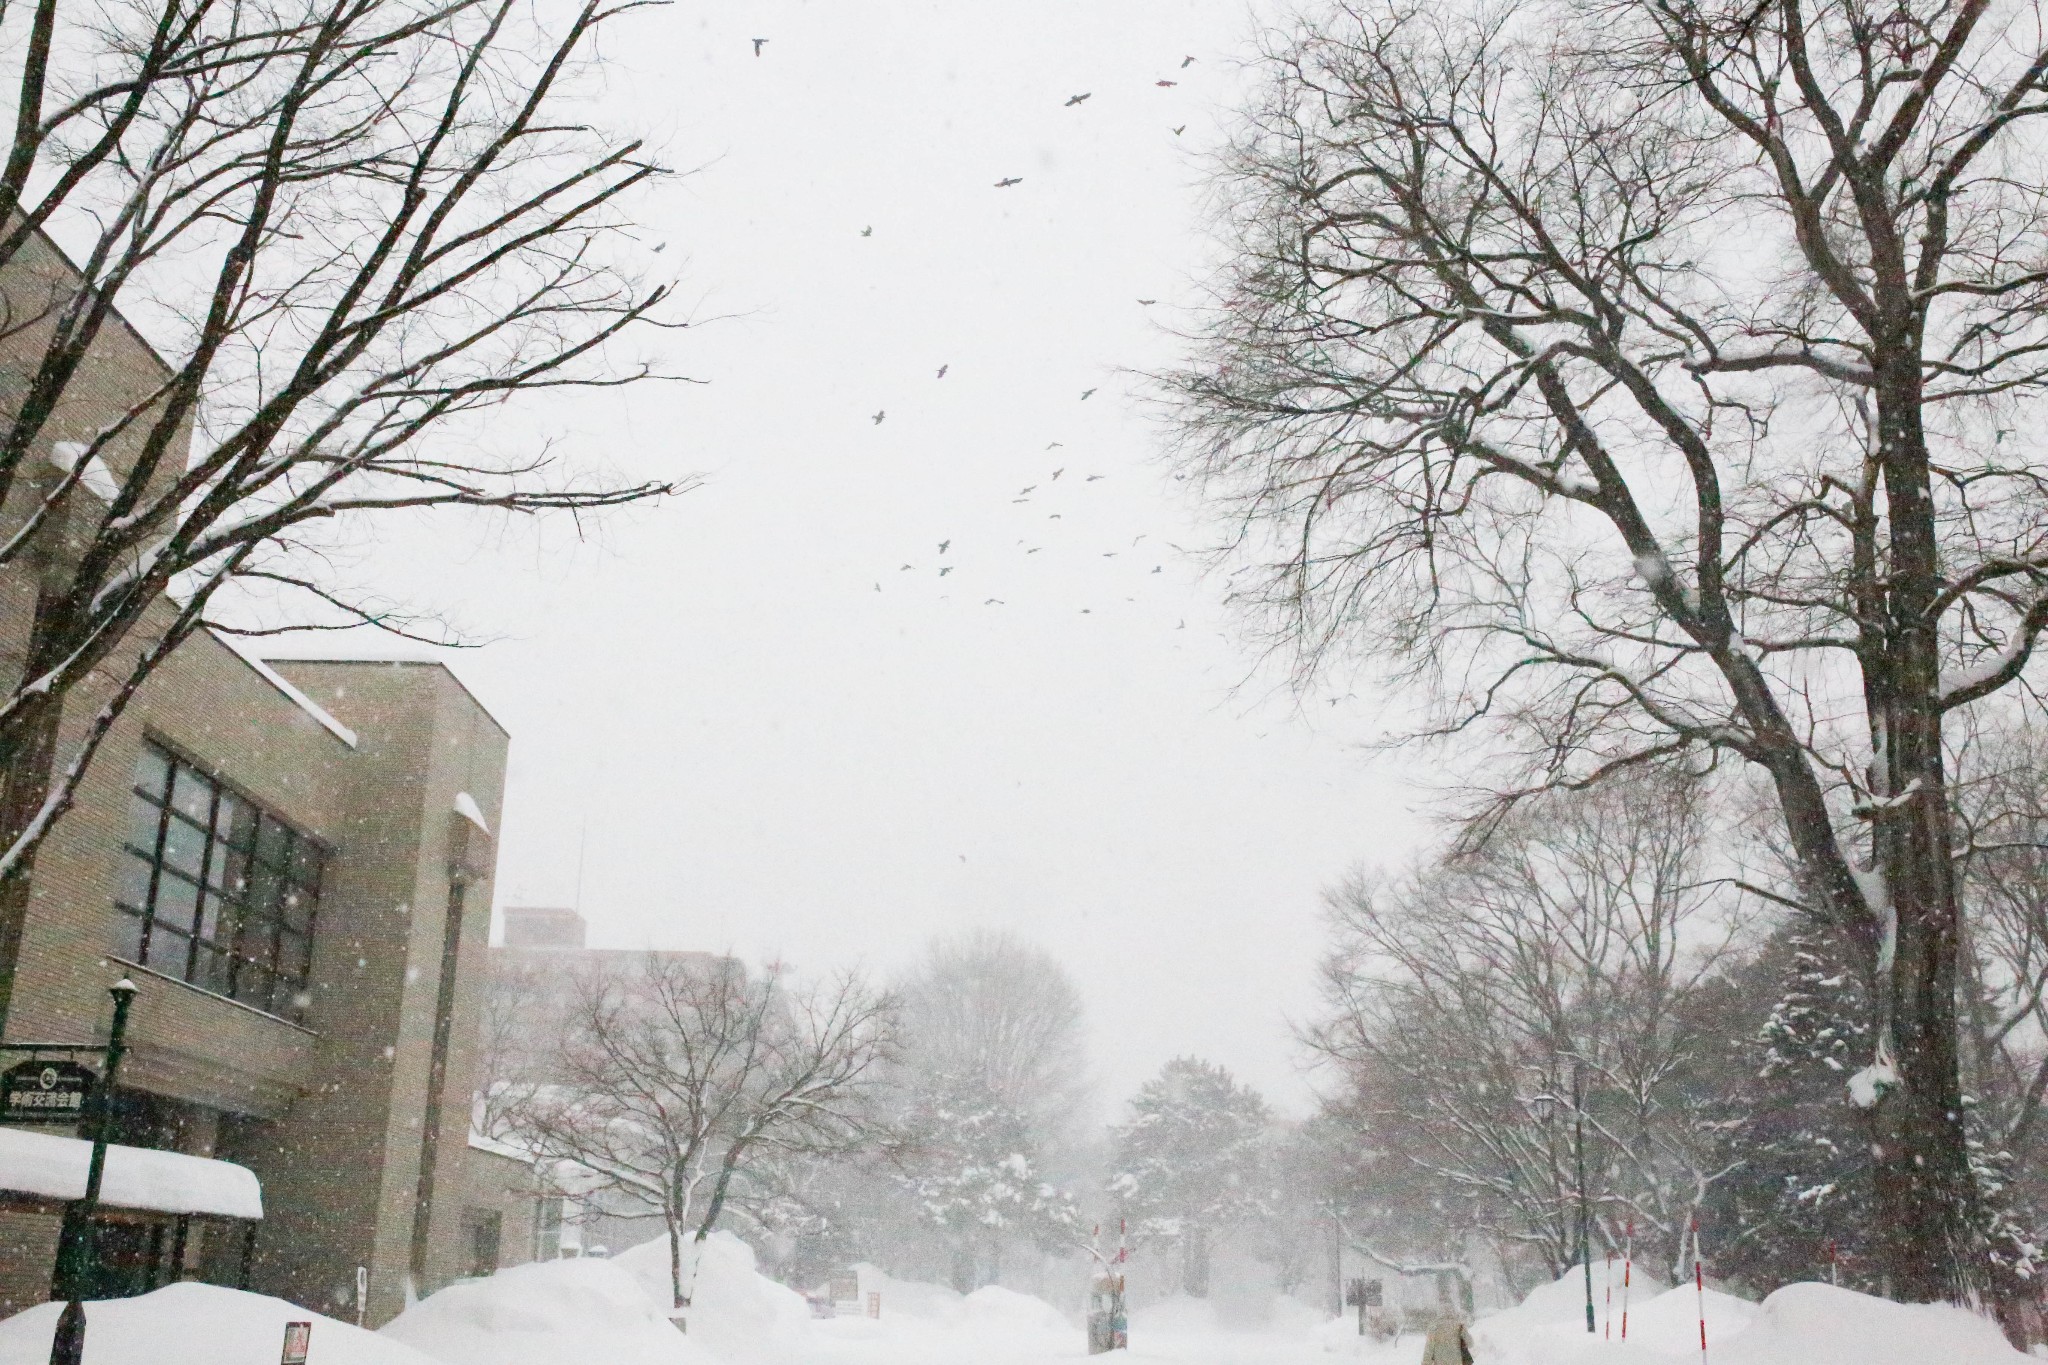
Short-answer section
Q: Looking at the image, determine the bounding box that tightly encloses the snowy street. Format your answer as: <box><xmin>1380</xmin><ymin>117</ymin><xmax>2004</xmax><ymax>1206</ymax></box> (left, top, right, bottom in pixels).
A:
<box><xmin>0</xmin><ymin>1230</ymin><xmax>2032</xmax><ymax>1365</ymax></box>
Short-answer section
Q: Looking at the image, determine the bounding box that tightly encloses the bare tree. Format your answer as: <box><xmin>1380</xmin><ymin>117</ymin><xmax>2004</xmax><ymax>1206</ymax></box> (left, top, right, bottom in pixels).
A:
<box><xmin>0</xmin><ymin>0</ymin><xmax>689</xmax><ymax>1029</ymax></box>
<box><xmin>512</xmin><ymin>956</ymin><xmax>896</xmax><ymax>1328</ymax></box>
<box><xmin>1168</xmin><ymin>0</ymin><xmax>2048</xmax><ymax>1305</ymax></box>
<box><xmin>898</xmin><ymin>929</ymin><xmax>1090</xmax><ymax>1139</ymax></box>
<box><xmin>1306</xmin><ymin>774</ymin><xmax>1745</xmax><ymax>1287</ymax></box>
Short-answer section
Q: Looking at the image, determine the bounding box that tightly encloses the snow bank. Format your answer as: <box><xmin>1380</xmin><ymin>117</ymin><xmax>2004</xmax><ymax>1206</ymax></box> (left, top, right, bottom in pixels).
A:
<box><xmin>0</xmin><ymin>1283</ymin><xmax>431</xmax><ymax>1365</ymax></box>
<box><xmin>850</xmin><ymin>1262</ymin><xmax>967</xmax><ymax>1322</ymax></box>
<box><xmin>1131</xmin><ymin>1293</ymin><xmax>1219</xmax><ymax>1334</ymax></box>
<box><xmin>1471</xmin><ymin>1271</ymin><xmax>2029</xmax><ymax>1365</ymax></box>
<box><xmin>962</xmin><ymin>1284</ymin><xmax>1068</xmax><ymax>1332</ymax></box>
<box><xmin>381</xmin><ymin>1257</ymin><xmax>716</xmax><ymax>1365</ymax></box>
<box><xmin>611</xmin><ymin>1232</ymin><xmax>812</xmax><ymax>1365</ymax></box>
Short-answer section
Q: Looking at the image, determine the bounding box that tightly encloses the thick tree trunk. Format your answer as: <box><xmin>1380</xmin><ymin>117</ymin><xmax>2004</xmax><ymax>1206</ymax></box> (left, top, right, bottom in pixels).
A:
<box><xmin>1861</xmin><ymin>347</ymin><xmax>1987</xmax><ymax>1306</ymax></box>
<box><xmin>0</xmin><ymin>686</ymin><xmax>63</xmax><ymax>1032</ymax></box>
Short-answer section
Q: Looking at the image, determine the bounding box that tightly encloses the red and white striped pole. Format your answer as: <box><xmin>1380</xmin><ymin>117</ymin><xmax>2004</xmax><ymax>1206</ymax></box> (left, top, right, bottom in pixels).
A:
<box><xmin>1692</xmin><ymin>1213</ymin><xmax>1707</xmax><ymax>1365</ymax></box>
<box><xmin>1604</xmin><ymin>1250</ymin><xmax>1614</xmax><ymax>1339</ymax></box>
<box><xmin>1620</xmin><ymin>1218</ymin><xmax>1634</xmax><ymax>1340</ymax></box>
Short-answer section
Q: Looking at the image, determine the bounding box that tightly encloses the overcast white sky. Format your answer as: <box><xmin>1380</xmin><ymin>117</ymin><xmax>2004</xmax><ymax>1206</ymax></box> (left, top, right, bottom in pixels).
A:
<box><xmin>277</xmin><ymin>0</ymin><xmax>1430</xmax><ymax>1116</ymax></box>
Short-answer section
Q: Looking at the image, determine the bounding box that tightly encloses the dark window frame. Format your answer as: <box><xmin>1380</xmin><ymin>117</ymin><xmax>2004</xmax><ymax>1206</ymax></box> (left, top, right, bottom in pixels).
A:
<box><xmin>113</xmin><ymin>739</ymin><xmax>326</xmax><ymax>1024</ymax></box>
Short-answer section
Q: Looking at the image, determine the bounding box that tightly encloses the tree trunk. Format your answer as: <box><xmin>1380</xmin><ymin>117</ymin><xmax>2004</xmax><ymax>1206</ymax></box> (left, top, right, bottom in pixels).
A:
<box><xmin>0</xmin><ymin>685</ymin><xmax>64</xmax><ymax>1031</ymax></box>
<box><xmin>1180</xmin><ymin>1224</ymin><xmax>1209</xmax><ymax>1298</ymax></box>
<box><xmin>1862</xmin><ymin>344</ymin><xmax>1986</xmax><ymax>1306</ymax></box>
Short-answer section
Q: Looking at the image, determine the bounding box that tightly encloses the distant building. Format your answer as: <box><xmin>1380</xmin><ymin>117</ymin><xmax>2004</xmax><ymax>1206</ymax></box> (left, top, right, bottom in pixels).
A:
<box><xmin>0</xmin><ymin>227</ymin><xmax>514</xmax><ymax>1325</ymax></box>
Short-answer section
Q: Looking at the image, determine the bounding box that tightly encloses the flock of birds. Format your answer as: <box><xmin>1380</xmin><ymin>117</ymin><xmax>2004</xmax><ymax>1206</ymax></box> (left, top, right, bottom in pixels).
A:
<box><xmin>749</xmin><ymin>36</ymin><xmax>1205</xmax><ymax>622</ymax></box>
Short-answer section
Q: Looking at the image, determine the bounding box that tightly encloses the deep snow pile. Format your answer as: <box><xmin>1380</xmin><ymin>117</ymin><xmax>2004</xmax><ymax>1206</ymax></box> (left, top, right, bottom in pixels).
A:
<box><xmin>381</xmin><ymin>1231</ymin><xmax>809</xmax><ymax>1365</ymax></box>
<box><xmin>0</xmin><ymin>1282</ymin><xmax>433</xmax><ymax>1365</ymax></box>
<box><xmin>1471</xmin><ymin>1270</ymin><xmax>2029</xmax><ymax>1365</ymax></box>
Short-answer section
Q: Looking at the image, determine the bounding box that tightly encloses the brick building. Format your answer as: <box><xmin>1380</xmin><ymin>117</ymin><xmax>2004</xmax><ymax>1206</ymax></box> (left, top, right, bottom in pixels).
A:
<box><xmin>0</xmin><ymin>228</ymin><xmax>518</xmax><ymax>1324</ymax></box>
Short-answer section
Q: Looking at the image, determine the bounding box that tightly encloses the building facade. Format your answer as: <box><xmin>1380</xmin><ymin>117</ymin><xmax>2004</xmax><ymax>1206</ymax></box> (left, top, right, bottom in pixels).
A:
<box><xmin>0</xmin><ymin>230</ymin><xmax>516</xmax><ymax>1325</ymax></box>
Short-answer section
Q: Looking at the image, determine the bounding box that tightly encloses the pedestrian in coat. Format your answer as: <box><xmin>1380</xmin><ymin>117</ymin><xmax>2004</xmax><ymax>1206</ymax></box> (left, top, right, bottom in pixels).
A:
<box><xmin>1420</xmin><ymin>1314</ymin><xmax>1473</xmax><ymax>1365</ymax></box>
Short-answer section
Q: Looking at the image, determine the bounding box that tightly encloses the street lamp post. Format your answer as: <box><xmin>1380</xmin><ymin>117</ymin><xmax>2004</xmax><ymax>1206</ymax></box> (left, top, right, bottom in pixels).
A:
<box><xmin>49</xmin><ymin>978</ymin><xmax>139</xmax><ymax>1365</ymax></box>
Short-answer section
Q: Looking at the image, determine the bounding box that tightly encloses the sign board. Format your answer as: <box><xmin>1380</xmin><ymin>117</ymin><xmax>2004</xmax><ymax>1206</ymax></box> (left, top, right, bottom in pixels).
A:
<box><xmin>280</xmin><ymin>1321</ymin><xmax>312</xmax><ymax>1365</ymax></box>
<box><xmin>866</xmin><ymin>1290</ymin><xmax>880</xmax><ymax>1319</ymax></box>
<box><xmin>1</xmin><ymin>1059</ymin><xmax>95</xmax><ymax>1124</ymax></box>
<box><xmin>828</xmin><ymin>1274</ymin><xmax>858</xmax><ymax>1307</ymax></box>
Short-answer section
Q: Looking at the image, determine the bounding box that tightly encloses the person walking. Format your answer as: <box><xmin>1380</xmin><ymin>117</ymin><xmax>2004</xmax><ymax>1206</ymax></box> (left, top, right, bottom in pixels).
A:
<box><xmin>1421</xmin><ymin>1313</ymin><xmax>1474</xmax><ymax>1365</ymax></box>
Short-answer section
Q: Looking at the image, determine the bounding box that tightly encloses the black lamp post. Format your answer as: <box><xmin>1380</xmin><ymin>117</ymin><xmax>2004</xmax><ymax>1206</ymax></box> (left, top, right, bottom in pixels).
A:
<box><xmin>49</xmin><ymin>977</ymin><xmax>138</xmax><ymax>1365</ymax></box>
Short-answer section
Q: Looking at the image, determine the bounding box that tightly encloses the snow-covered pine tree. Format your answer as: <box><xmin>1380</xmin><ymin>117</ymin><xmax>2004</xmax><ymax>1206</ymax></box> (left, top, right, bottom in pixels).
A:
<box><xmin>1109</xmin><ymin>1057</ymin><xmax>1275</xmax><ymax>1297</ymax></box>
<box><xmin>897</xmin><ymin>1071</ymin><xmax>1081</xmax><ymax>1292</ymax></box>
<box><xmin>1709</xmin><ymin>919</ymin><xmax>1881</xmax><ymax>1292</ymax></box>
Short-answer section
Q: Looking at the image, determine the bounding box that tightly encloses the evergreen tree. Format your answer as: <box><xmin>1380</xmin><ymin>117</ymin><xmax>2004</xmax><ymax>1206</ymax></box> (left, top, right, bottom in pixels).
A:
<box><xmin>1109</xmin><ymin>1057</ymin><xmax>1275</xmax><ymax>1297</ymax></box>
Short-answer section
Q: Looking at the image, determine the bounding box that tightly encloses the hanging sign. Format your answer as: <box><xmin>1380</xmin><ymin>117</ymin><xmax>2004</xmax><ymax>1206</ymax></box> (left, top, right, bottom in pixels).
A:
<box><xmin>0</xmin><ymin>1059</ymin><xmax>95</xmax><ymax>1124</ymax></box>
<box><xmin>280</xmin><ymin>1321</ymin><xmax>312</xmax><ymax>1364</ymax></box>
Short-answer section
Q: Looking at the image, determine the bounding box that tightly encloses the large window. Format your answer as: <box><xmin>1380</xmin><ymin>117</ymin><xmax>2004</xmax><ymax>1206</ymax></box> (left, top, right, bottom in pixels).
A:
<box><xmin>113</xmin><ymin>742</ymin><xmax>323</xmax><ymax>1023</ymax></box>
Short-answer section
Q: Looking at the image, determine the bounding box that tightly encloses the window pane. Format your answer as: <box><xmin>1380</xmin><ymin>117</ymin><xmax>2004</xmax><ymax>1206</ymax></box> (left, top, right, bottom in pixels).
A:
<box><xmin>125</xmin><ymin>792</ymin><xmax>163</xmax><ymax>854</ymax></box>
<box><xmin>278</xmin><ymin>928</ymin><xmax>312</xmax><ymax>979</ymax></box>
<box><xmin>254</xmin><ymin>817</ymin><xmax>290</xmax><ymax>869</ymax></box>
<box><xmin>109</xmin><ymin>908</ymin><xmax>144</xmax><ymax>962</ymax></box>
<box><xmin>116</xmin><ymin>852</ymin><xmax>153</xmax><ymax>911</ymax></box>
<box><xmin>161</xmin><ymin>816</ymin><xmax>206</xmax><ymax>877</ymax></box>
<box><xmin>193</xmin><ymin>945</ymin><xmax>233</xmax><ymax>994</ymax></box>
<box><xmin>197</xmin><ymin>890</ymin><xmax>231</xmax><ymax>945</ymax></box>
<box><xmin>206</xmin><ymin>842</ymin><xmax>244</xmax><ymax>893</ymax></box>
<box><xmin>220</xmin><ymin>794</ymin><xmax>257</xmax><ymax>851</ymax></box>
<box><xmin>132</xmin><ymin>745</ymin><xmax>171</xmax><ymax>799</ymax></box>
<box><xmin>288</xmin><ymin>839</ymin><xmax>321</xmax><ymax>890</ymax></box>
<box><xmin>145</xmin><ymin>927</ymin><xmax>190</xmax><ymax>977</ymax></box>
<box><xmin>247</xmin><ymin>859</ymin><xmax>283</xmax><ymax>920</ymax></box>
<box><xmin>153</xmin><ymin>874</ymin><xmax>199</xmax><ymax>936</ymax></box>
<box><xmin>233</xmin><ymin>964</ymin><xmax>273</xmax><ymax>1011</ymax></box>
<box><xmin>281</xmin><ymin>887</ymin><xmax>313</xmax><ymax>934</ymax></box>
<box><xmin>169</xmin><ymin>765</ymin><xmax>214</xmax><ymax>825</ymax></box>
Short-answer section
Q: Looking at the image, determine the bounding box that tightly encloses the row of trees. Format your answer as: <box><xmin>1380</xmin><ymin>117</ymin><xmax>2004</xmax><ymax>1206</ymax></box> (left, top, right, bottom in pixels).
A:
<box><xmin>1299</xmin><ymin>754</ymin><xmax>2048</xmax><ymax>1314</ymax></box>
<box><xmin>478</xmin><ymin>930</ymin><xmax>1308</xmax><ymax>1315</ymax></box>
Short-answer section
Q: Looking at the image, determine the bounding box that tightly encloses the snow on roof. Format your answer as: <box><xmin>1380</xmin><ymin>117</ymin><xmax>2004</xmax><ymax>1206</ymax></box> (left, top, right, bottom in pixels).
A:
<box><xmin>0</xmin><ymin>1125</ymin><xmax>263</xmax><ymax>1219</ymax></box>
<box><xmin>467</xmin><ymin>1130</ymin><xmax>530</xmax><ymax>1163</ymax></box>
<box><xmin>453</xmin><ymin>791</ymin><xmax>491</xmax><ymax>836</ymax></box>
<box><xmin>207</xmin><ymin>631</ymin><xmax>359</xmax><ymax>748</ymax></box>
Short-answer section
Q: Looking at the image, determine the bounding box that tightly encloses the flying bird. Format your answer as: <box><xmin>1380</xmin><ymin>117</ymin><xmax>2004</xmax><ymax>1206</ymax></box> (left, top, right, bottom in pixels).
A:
<box><xmin>1046</xmin><ymin>441</ymin><xmax>1064</xmax><ymax>450</ymax></box>
<box><xmin>900</xmin><ymin>564</ymin><xmax>914</xmax><ymax>571</ymax></box>
<box><xmin>1065</xmin><ymin>93</ymin><xmax>1092</xmax><ymax>106</ymax></box>
<box><xmin>936</xmin><ymin>364</ymin><xmax>949</xmax><ymax>378</ymax></box>
<box><xmin>752</xmin><ymin>38</ymin><xmax>768</xmax><ymax>55</ymax></box>
<box><xmin>652</xmin><ymin>242</ymin><xmax>667</xmax><ymax>254</ymax></box>
<box><xmin>1137</xmin><ymin>298</ymin><xmax>1156</xmax><ymax>305</ymax></box>
<box><xmin>1080</xmin><ymin>388</ymin><xmax>1096</xmax><ymax>400</ymax></box>
<box><xmin>1026</xmin><ymin>547</ymin><xmax>1041</xmax><ymax>554</ymax></box>
<box><xmin>984</xmin><ymin>598</ymin><xmax>1004</xmax><ymax>605</ymax></box>
<box><xmin>1086</xmin><ymin>474</ymin><xmax>1106</xmax><ymax>481</ymax></box>
<box><xmin>1019</xmin><ymin>485</ymin><xmax>1036</xmax><ymax>495</ymax></box>
<box><xmin>995</xmin><ymin>176</ymin><xmax>1023</xmax><ymax>188</ymax></box>
<box><xmin>939</xmin><ymin>540</ymin><xmax>951</xmax><ymax>553</ymax></box>
<box><xmin>861</xmin><ymin>226</ymin><xmax>872</xmax><ymax>237</ymax></box>
<box><xmin>1181</xmin><ymin>55</ymin><xmax>1197</xmax><ymax>67</ymax></box>
<box><xmin>1172</xmin><ymin>125</ymin><xmax>1186</xmax><ymax>136</ymax></box>
<box><xmin>1177</xmin><ymin>619</ymin><xmax>1186</xmax><ymax>629</ymax></box>
<box><xmin>1051</xmin><ymin>468</ymin><xmax>1064</xmax><ymax>480</ymax></box>
<box><xmin>1156</xmin><ymin>79</ymin><xmax>1177</xmax><ymax>87</ymax></box>
<box><xmin>939</xmin><ymin>566</ymin><xmax>953</xmax><ymax>576</ymax></box>
<box><xmin>1102</xmin><ymin>552</ymin><xmax>1118</xmax><ymax>558</ymax></box>
<box><xmin>1049</xmin><ymin>513</ymin><xmax>1063</xmax><ymax>520</ymax></box>
<box><xmin>872</xmin><ymin>410</ymin><xmax>886</xmax><ymax>424</ymax></box>
<box><xmin>874</xmin><ymin>583</ymin><xmax>881</xmax><ymax>591</ymax></box>
<box><xmin>1152</xmin><ymin>565</ymin><xmax>1162</xmax><ymax>573</ymax></box>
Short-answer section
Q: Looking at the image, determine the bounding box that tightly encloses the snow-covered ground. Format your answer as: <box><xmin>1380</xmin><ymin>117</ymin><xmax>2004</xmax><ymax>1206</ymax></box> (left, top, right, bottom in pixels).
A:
<box><xmin>0</xmin><ymin>1235</ymin><xmax>2032</xmax><ymax>1364</ymax></box>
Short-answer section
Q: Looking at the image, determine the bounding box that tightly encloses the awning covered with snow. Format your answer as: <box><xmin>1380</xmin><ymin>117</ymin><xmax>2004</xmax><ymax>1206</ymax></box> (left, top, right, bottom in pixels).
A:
<box><xmin>0</xmin><ymin>1125</ymin><xmax>263</xmax><ymax>1219</ymax></box>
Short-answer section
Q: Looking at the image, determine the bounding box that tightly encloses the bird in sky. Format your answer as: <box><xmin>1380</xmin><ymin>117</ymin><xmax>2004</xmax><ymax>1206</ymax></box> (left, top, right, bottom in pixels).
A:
<box><xmin>1133</xmin><ymin>534</ymin><xmax>1148</xmax><ymax>545</ymax></box>
<box><xmin>872</xmin><ymin>410</ymin><xmax>885</xmax><ymax>424</ymax></box>
<box><xmin>900</xmin><ymin>564</ymin><xmax>914</xmax><ymax>571</ymax></box>
<box><xmin>652</xmin><ymin>242</ymin><xmax>666</xmax><ymax>253</ymax></box>
<box><xmin>995</xmin><ymin>176</ymin><xmax>1023</xmax><ymax>188</ymax></box>
<box><xmin>1103</xmin><ymin>552</ymin><xmax>1118</xmax><ymax>558</ymax></box>
<box><xmin>1019</xmin><ymin>485</ymin><xmax>1036</xmax><ymax>495</ymax></box>
<box><xmin>1082</xmin><ymin>608</ymin><xmax>1093</xmax><ymax>614</ymax></box>
<box><xmin>1027</xmin><ymin>547</ymin><xmax>1041</xmax><ymax>554</ymax></box>
<box><xmin>1080</xmin><ymin>388</ymin><xmax>1096</xmax><ymax>400</ymax></box>
<box><xmin>1086</xmin><ymin>474</ymin><xmax>1106</xmax><ymax>481</ymax></box>
<box><xmin>936</xmin><ymin>364</ymin><xmax>948</xmax><ymax>378</ymax></box>
<box><xmin>1152</xmin><ymin>565</ymin><xmax>1162</xmax><ymax>574</ymax></box>
<box><xmin>1065</xmin><ymin>93</ymin><xmax>1092</xmax><ymax>106</ymax></box>
<box><xmin>1177</xmin><ymin>619</ymin><xmax>1186</xmax><ymax>629</ymax></box>
<box><xmin>1046</xmin><ymin>441</ymin><xmax>1063</xmax><ymax>450</ymax></box>
<box><xmin>1049</xmin><ymin>513</ymin><xmax>1063</xmax><ymax>519</ymax></box>
<box><xmin>939</xmin><ymin>566</ymin><xmax>953</xmax><ymax>576</ymax></box>
<box><xmin>1181</xmin><ymin>55</ymin><xmax>1197</xmax><ymax>67</ymax></box>
<box><xmin>1172</xmin><ymin>125</ymin><xmax>1186</xmax><ymax>136</ymax></box>
<box><xmin>861</xmin><ymin>226</ymin><xmax>872</xmax><ymax>237</ymax></box>
<box><xmin>984</xmin><ymin>598</ymin><xmax>1004</xmax><ymax>605</ymax></box>
<box><xmin>873</xmin><ymin>582</ymin><xmax>881</xmax><ymax>591</ymax></box>
<box><xmin>1051</xmin><ymin>468</ymin><xmax>1064</xmax><ymax>480</ymax></box>
<box><xmin>1137</xmin><ymin>298</ymin><xmax>1156</xmax><ymax>305</ymax></box>
<box><xmin>752</xmin><ymin>38</ymin><xmax>767</xmax><ymax>55</ymax></box>
<box><xmin>939</xmin><ymin>540</ymin><xmax>951</xmax><ymax>553</ymax></box>
<box><xmin>1156</xmin><ymin>79</ymin><xmax>1178</xmax><ymax>87</ymax></box>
